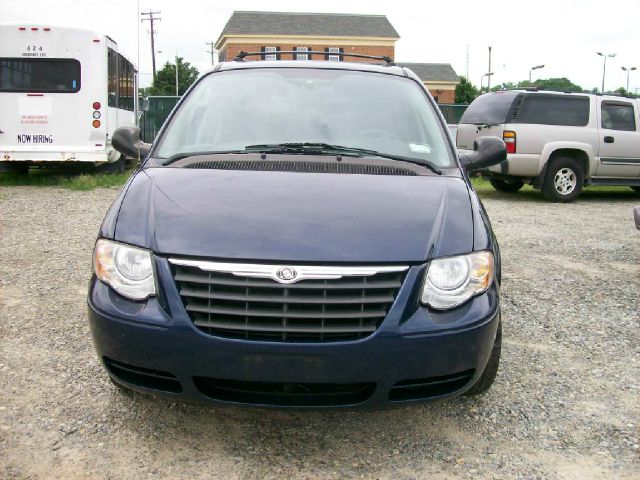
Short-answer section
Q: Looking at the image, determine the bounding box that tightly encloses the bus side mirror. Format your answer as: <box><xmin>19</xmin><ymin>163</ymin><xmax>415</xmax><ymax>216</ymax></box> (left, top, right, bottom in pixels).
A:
<box><xmin>459</xmin><ymin>136</ymin><xmax>507</xmax><ymax>172</ymax></box>
<box><xmin>112</xmin><ymin>126</ymin><xmax>151</xmax><ymax>159</ymax></box>
<box><xmin>141</xmin><ymin>97</ymin><xmax>150</xmax><ymax>112</ymax></box>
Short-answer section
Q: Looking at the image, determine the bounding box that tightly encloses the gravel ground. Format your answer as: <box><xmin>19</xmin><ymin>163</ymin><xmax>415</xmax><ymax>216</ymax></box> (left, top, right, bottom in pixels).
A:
<box><xmin>0</xmin><ymin>185</ymin><xmax>638</xmax><ymax>480</ymax></box>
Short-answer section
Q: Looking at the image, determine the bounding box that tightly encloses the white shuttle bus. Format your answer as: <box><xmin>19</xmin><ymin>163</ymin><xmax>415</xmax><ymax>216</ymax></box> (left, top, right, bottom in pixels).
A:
<box><xmin>0</xmin><ymin>23</ymin><xmax>138</xmax><ymax>172</ymax></box>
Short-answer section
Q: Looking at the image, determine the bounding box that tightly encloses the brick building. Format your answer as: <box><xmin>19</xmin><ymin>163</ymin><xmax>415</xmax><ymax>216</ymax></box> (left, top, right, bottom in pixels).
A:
<box><xmin>396</xmin><ymin>63</ymin><xmax>460</xmax><ymax>104</ymax></box>
<box><xmin>215</xmin><ymin>11</ymin><xmax>459</xmax><ymax>103</ymax></box>
<box><xmin>216</xmin><ymin>11</ymin><xmax>399</xmax><ymax>64</ymax></box>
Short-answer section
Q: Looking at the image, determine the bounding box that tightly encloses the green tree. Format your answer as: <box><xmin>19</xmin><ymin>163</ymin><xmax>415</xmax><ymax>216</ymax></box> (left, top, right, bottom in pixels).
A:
<box><xmin>530</xmin><ymin>77</ymin><xmax>583</xmax><ymax>92</ymax></box>
<box><xmin>489</xmin><ymin>81</ymin><xmax>517</xmax><ymax>92</ymax></box>
<box><xmin>147</xmin><ymin>57</ymin><xmax>199</xmax><ymax>96</ymax></box>
<box><xmin>455</xmin><ymin>76</ymin><xmax>480</xmax><ymax>104</ymax></box>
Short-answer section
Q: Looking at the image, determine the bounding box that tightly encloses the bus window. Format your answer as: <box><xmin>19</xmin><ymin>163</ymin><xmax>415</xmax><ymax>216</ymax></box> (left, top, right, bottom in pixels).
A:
<box><xmin>108</xmin><ymin>48</ymin><xmax>117</xmax><ymax>107</ymax></box>
<box><xmin>116</xmin><ymin>52</ymin><xmax>134</xmax><ymax>111</ymax></box>
<box><xmin>0</xmin><ymin>58</ymin><xmax>81</xmax><ymax>93</ymax></box>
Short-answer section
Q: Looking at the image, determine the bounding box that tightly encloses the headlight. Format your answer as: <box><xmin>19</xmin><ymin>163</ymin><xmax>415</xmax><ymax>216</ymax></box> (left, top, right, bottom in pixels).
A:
<box><xmin>93</xmin><ymin>238</ymin><xmax>156</xmax><ymax>300</ymax></box>
<box><xmin>421</xmin><ymin>251</ymin><xmax>494</xmax><ymax>310</ymax></box>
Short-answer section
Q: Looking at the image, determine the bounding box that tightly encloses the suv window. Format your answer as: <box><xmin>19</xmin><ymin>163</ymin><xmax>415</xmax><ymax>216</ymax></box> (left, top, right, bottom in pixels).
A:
<box><xmin>154</xmin><ymin>68</ymin><xmax>455</xmax><ymax>167</ymax></box>
<box><xmin>515</xmin><ymin>94</ymin><xmax>590</xmax><ymax>127</ymax></box>
<box><xmin>459</xmin><ymin>91</ymin><xmax>519</xmax><ymax>124</ymax></box>
<box><xmin>601</xmin><ymin>101</ymin><xmax>636</xmax><ymax>131</ymax></box>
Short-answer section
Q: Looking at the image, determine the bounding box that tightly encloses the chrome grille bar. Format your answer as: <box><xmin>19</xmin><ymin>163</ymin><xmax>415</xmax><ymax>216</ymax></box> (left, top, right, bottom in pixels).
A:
<box><xmin>170</xmin><ymin>260</ymin><xmax>408</xmax><ymax>343</ymax></box>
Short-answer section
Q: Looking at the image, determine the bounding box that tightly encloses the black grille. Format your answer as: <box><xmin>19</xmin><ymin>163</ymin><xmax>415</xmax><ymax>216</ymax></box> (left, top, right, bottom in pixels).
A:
<box><xmin>184</xmin><ymin>160</ymin><xmax>418</xmax><ymax>176</ymax></box>
<box><xmin>172</xmin><ymin>265</ymin><xmax>405</xmax><ymax>342</ymax></box>
<box><xmin>194</xmin><ymin>377</ymin><xmax>376</xmax><ymax>406</ymax></box>
<box><xmin>388</xmin><ymin>370</ymin><xmax>474</xmax><ymax>401</ymax></box>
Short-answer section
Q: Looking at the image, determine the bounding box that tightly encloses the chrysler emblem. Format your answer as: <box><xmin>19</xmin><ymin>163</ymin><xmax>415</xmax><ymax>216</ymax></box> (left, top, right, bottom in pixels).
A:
<box><xmin>276</xmin><ymin>266</ymin><xmax>297</xmax><ymax>282</ymax></box>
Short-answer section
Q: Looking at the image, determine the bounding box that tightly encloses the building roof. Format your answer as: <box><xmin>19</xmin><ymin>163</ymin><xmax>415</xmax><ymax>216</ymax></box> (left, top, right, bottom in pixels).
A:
<box><xmin>218</xmin><ymin>11</ymin><xmax>400</xmax><ymax>43</ymax></box>
<box><xmin>396</xmin><ymin>63</ymin><xmax>459</xmax><ymax>83</ymax></box>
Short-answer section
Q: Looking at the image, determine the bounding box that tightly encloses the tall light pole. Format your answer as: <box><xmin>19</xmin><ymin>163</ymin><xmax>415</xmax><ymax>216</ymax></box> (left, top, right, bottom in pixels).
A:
<box><xmin>621</xmin><ymin>66</ymin><xmax>637</xmax><ymax>92</ymax></box>
<box><xmin>597</xmin><ymin>52</ymin><xmax>616</xmax><ymax>93</ymax></box>
<box><xmin>480</xmin><ymin>72</ymin><xmax>494</xmax><ymax>92</ymax></box>
<box><xmin>487</xmin><ymin>46</ymin><xmax>492</xmax><ymax>91</ymax></box>
<box><xmin>529</xmin><ymin>64</ymin><xmax>545</xmax><ymax>84</ymax></box>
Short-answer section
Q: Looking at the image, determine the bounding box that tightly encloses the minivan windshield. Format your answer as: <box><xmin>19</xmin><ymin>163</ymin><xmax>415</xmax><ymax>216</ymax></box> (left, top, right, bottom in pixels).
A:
<box><xmin>154</xmin><ymin>68</ymin><xmax>455</xmax><ymax>167</ymax></box>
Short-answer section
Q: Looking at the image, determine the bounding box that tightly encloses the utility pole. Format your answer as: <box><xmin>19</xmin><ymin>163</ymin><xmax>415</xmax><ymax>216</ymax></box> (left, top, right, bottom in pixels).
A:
<box><xmin>465</xmin><ymin>44</ymin><xmax>469</xmax><ymax>79</ymax></box>
<box><xmin>206</xmin><ymin>41</ymin><xmax>216</xmax><ymax>66</ymax></box>
<box><xmin>175</xmin><ymin>55</ymin><xmax>179</xmax><ymax>95</ymax></box>
<box><xmin>487</xmin><ymin>46</ymin><xmax>492</xmax><ymax>91</ymax></box>
<box><xmin>141</xmin><ymin>10</ymin><xmax>161</xmax><ymax>80</ymax></box>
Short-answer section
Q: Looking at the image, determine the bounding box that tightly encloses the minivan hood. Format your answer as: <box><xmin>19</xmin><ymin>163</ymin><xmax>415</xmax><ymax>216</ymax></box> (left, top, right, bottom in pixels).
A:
<box><xmin>113</xmin><ymin>167</ymin><xmax>473</xmax><ymax>263</ymax></box>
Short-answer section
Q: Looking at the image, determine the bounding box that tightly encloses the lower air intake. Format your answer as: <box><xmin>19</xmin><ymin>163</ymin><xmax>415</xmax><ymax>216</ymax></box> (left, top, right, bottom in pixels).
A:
<box><xmin>194</xmin><ymin>377</ymin><xmax>376</xmax><ymax>407</ymax></box>
<box><xmin>104</xmin><ymin>357</ymin><xmax>182</xmax><ymax>393</ymax></box>
<box><xmin>388</xmin><ymin>370</ymin><xmax>475</xmax><ymax>401</ymax></box>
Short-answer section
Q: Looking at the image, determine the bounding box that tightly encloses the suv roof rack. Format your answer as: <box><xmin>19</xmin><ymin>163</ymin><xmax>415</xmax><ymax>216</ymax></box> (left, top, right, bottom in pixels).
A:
<box><xmin>502</xmin><ymin>87</ymin><xmax>638</xmax><ymax>98</ymax></box>
<box><xmin>233</xmin><ymin>50</ymin><xmax>395</xmax><ymax>65</ymax></box>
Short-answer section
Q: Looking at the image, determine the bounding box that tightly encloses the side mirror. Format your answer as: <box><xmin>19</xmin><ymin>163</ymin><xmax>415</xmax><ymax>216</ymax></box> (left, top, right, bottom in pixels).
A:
<box><xmin>459</xmin><ymin>136</ymin><xmax>507</xmax><ymax>172</ymax></box>
<box><xmin>112</xmin><ymin>126</ymin><xmax>151</xmax><ymax>159</ymax></box>
<box><xmin>141</xmin><ymin>97</ymin><xmax>150</xmax><ymax>112</ymax></box>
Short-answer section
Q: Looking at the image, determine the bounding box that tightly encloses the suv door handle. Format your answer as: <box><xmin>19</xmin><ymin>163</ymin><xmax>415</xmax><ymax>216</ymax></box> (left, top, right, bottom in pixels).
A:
<box><xmin>604</xmin><ymin>136</ymin><xmax>615</xmax><ymax>143</ymax></box>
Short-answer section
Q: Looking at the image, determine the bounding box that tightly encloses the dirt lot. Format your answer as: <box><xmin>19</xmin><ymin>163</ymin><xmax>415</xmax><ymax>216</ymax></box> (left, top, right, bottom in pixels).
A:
<box><xmin>0</xmin><ymin>185</ymin><xmax>638</xmax><ymax>479</ymax></box>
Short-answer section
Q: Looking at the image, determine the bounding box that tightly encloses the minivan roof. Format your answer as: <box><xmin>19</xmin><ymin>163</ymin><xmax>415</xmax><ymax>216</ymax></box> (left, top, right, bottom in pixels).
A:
<box><xmin>217</xmin><ymin>59</ymin><xmax>416</xmax><ymax>80</ymax></box>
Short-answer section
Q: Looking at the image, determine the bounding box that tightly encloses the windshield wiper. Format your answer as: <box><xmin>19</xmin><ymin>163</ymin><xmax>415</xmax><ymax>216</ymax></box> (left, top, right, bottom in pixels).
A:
<box><xmin>162</xmin><ymin>149</ymin><xmax>251</xmax><ymax>166</ymax></box>
<box><xmin>244</xmin><ymin>143</ymin><xmax>443</xmax><ymax>175</ymax></box>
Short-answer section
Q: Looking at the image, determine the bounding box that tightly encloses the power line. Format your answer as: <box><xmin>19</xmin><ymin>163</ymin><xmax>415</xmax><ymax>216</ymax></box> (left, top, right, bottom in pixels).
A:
<box><xmin>140</xmin><ymin>10</ymin><xmax>161</xmax><ymax>80</ymax></box>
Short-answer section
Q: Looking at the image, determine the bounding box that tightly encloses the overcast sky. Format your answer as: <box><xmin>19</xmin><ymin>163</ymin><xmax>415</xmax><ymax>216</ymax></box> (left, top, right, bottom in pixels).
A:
<box><xmin>2</xmin><ymin>0</ymin><xmax>639</xmax><ymax>93</ymax></box>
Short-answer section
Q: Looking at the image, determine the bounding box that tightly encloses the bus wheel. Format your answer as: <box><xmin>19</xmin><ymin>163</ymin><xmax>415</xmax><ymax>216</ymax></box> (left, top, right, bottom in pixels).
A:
<box><xmin>9</xmin><ymin>162</ymin><xmax>29</xmax><ymax>175</ymax></box>
<box><xmin>100</xmin><ymin>158</ymin><xmax>125</xmax><ymax>174</ymax></box>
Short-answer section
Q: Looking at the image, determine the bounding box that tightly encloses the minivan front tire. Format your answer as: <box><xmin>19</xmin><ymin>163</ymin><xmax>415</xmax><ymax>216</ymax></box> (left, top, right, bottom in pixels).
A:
<box><xmin>489</xmin><ymin>178</ymin><xmax>524</xmax><ymax>193</ymax></box>
<box><xmin>542</xmin><ymin>157</ymin><xmax>584</xmax><ymax>202</ymax></box>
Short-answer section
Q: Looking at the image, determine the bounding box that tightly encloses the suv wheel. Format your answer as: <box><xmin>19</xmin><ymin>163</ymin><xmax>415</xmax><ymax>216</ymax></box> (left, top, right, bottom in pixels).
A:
<box><xmin>464</xmin><ymin>321</ymin><xmax>501</xmax><ymax>396</ymax></box>
<box><xmin>542</xmin><ymin>157</ymin><xmax>584</xmax><ymax>202</ymax></box>
<box><xmin>489</xmin><ymin>178</ymin><xmax>524</xmax><ymax>193</ymax></box>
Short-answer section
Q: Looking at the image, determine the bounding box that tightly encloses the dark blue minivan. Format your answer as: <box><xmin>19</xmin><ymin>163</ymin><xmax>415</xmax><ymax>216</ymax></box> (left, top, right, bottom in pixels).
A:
<box><xmin>88</xmin><ymin>54</ymin><xmax>506</xmax><ymax>408</ymax></box>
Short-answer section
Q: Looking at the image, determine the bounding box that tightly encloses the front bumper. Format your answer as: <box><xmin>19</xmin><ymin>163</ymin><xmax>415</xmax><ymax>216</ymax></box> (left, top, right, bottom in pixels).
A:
<box><xmin>88</xmin><ymin>259</ymin><xmax>500</xmax><ymax>409</ymax></box>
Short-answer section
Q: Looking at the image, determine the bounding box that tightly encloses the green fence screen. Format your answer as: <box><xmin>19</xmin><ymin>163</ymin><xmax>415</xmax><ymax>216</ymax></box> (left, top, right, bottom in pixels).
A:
<box><xmin>438</xmin><ymin>104</ymin><xmax>468</xmax><ymax>125</ymax></box>
<box><xmin>139</xmin><ymin>97</ymin><xmax>468</xmax><ymax>143</ymax></box>
<box><xmin>139</xmin><ymin>96</ymin><xmax>181</xmax><ymax>143</ymax></box>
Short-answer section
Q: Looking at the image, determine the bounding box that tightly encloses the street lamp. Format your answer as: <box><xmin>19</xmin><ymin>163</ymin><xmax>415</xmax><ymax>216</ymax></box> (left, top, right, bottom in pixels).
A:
<box><xmin>480</xmin><ymin>72</ymin><xmax>494</xmax><ymax>92</ymax></box>
<box><xmin>597</xmin><ymin>52</ymin><xmax>616</xmax><ymax>93</ymax></box>
<box><xmin>621</xmin><ymin>66</ymin><xmax>637</xmax><ymax>92</ymax></box>
<box><xmin>529</xmin><ymin>64</ymin><xmax>545</xmax><ymax>84</ymax></box>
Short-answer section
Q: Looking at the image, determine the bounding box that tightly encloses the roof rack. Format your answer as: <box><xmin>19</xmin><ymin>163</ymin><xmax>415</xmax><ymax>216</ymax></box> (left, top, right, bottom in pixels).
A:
<box><xmin>233</xmin><ymin>50</ymin><xmax>394</xmax><ymax>65</ymax></box>
<box><xmin>502</xmin><ymin>87</ymin><xmax>637</xmax><ymax>98</ymax></box>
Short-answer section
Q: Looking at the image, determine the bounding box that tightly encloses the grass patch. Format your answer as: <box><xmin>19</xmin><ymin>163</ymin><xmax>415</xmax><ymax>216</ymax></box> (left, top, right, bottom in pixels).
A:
<box><xmin>471</xmin><ymin>177</ymin><xmax>638</xmax><ymax>202</ymax></box>
<box><xmin>0</xmin><ymin>166</ymin><xmax>637</xmax><ymax>199</ymax></box>
<box><xmin>0</xmin><ymin>167</ymin><xmax>133</xmax><ymax>191</ymax></box>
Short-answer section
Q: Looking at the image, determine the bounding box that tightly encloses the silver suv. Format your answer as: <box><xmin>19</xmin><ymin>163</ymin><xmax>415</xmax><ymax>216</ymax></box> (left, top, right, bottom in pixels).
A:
<box><xmin>457</xmin><ymin>89</ymin><xmax>640</xmax><ymax>202</ymax></box>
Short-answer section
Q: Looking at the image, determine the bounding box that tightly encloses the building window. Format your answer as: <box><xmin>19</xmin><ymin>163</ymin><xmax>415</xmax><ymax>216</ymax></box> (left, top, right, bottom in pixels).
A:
<box><xmin>263</xmin><ymin>46</ymin><xmax>277</xmax><ymax>61</ymax></box>
<box><xmin>327</xmin><ymin>47</ymin><xmax>342</xmax><ymax>62</ymax></box>
<box><xmin>295</xmin><ymin>47</ymin><xmax>309</xmax><ymax>60</ymax></box>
